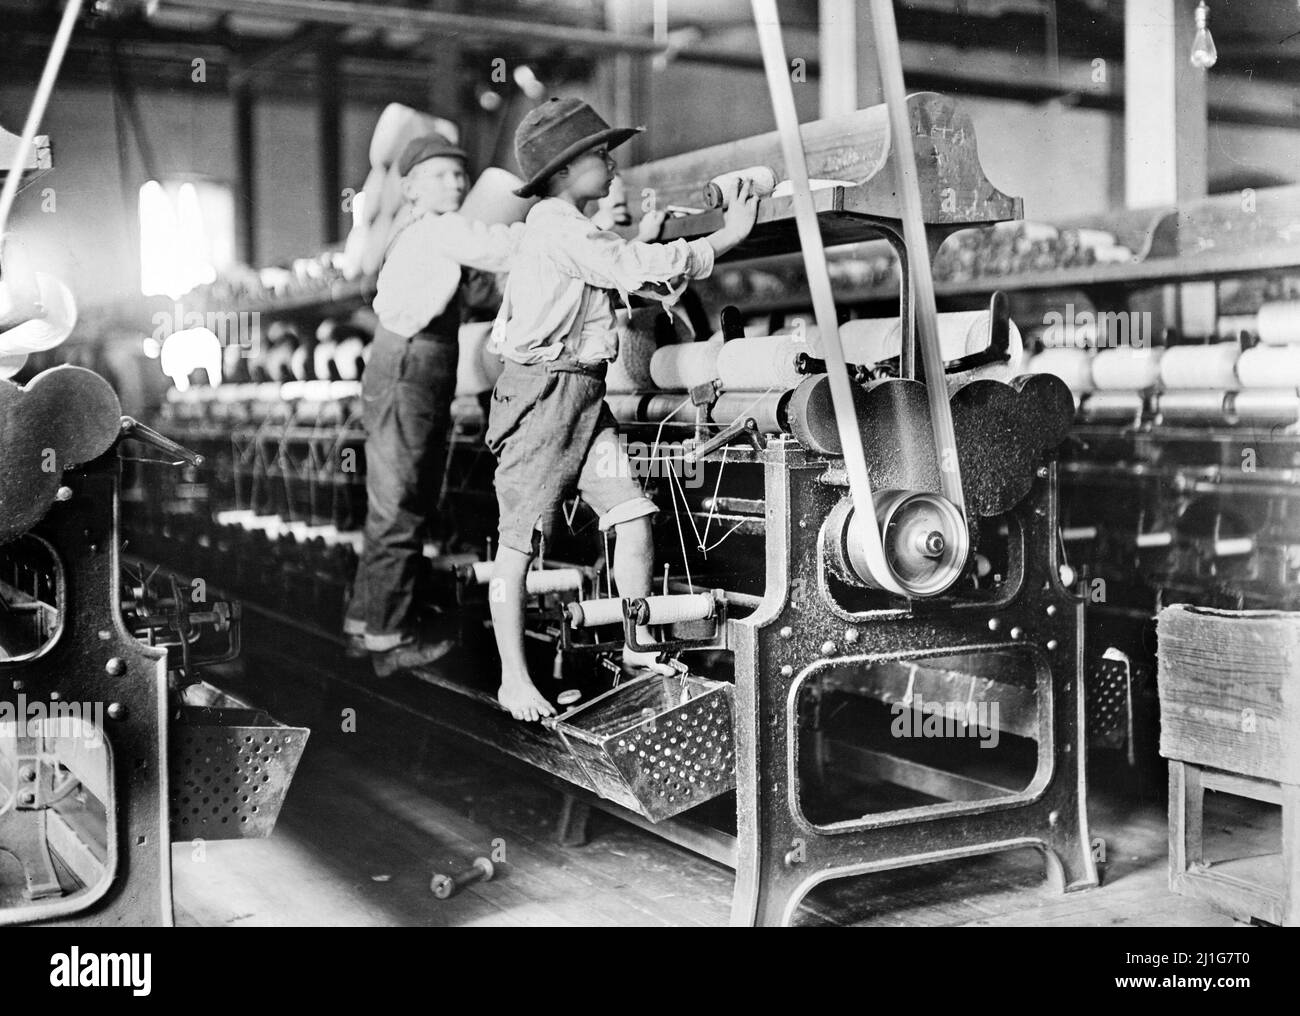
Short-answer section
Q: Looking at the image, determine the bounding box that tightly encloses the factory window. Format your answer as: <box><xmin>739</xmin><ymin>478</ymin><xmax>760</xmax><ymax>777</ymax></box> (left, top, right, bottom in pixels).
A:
<box><xmin>138</xmin><ymin>179</ymin><xmax>236</xmax><ymax>301</ymax></box>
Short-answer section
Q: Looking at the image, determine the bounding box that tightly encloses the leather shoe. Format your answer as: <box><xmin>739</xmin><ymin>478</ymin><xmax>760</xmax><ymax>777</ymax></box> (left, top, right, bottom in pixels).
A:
<box><xmin>371</xmin><ymin>637</ymin><xmax>455</xmax><ymax>678</ymax></box>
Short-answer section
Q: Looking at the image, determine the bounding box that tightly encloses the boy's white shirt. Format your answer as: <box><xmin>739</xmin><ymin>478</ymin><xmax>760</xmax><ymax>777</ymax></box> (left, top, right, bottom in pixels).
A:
<box><xmin>490</xmin><ymin>198</ymin><xmax>715</xmax><ymax>365</ymax></box>
<box><xmin>372</xmin><ymin>208</ymin><xmax>523</xmax><ymax>338</ymax></box>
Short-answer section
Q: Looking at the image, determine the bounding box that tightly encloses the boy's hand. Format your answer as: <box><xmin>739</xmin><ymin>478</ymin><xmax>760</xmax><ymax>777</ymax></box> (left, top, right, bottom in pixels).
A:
<box><xmin>721</xmin><ymin>177</ymin><xmax>760</xmax><ymax>241</ymax></box>
<box><xmin>636</xmin><ymin>209</ymin><xmax>667</xmax><ymax>242</ymax></box>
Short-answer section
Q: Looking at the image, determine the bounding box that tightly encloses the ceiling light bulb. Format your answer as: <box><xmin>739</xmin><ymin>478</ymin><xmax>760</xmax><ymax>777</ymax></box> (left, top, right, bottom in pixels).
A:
<box><xmin>1190</xmin><ymin>1</ymin><xmax>1217</xmax><ymax>70</ymax></box>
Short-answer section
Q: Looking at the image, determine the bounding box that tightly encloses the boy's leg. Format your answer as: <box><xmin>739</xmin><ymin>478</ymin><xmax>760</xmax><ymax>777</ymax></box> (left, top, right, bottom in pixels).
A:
<box><xmin>576</xmin><ymin>421</ymin><xmax>673</xmax><ymax>675</ymax></box>
<box><xmin>609</xmin><ymin>516</ymin><xmax>676</xmax><ymax>675</ymax></box>
<box><xmin>488</xmin><ymin>545</ymin><xmax>557</xmax><ymax>722</ymax></box>
<box><xmin>341</xmin><ymin>563</ymin><xmax>368</xmax><ymax>657</ymax></box>
<box><xmin>357</xmin><ymin>330</ymin><xmax>456</xmax><ymax>674</ymax></box>
<box><xmin>485</xmin><ymin>364</ymin><xmax>591</xmax><ymax>721</ymax></box>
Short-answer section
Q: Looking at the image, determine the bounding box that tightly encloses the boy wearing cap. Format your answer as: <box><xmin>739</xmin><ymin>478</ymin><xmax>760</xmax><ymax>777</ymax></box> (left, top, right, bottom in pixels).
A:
<box><xmin>486</xmin><ymin>97</ymin><xmax>759</xmax><ymax>721</ymax></box>
<box><xmin>345</xmin><ymin>133</ymin><xmax>523</xmax><ymax>677</ymax></box>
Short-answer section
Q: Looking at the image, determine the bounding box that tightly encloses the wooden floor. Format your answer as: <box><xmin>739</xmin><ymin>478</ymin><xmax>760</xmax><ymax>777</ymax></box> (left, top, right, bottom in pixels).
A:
<box><xmin>169</xmin><ymin>655</ymin><xmax>1282</xmax><ymax>928</ymax></box>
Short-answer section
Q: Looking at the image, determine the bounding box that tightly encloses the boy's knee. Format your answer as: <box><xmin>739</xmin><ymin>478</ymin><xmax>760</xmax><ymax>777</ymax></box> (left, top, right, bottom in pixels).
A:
<box><xmin>597</xmin><ymin>496</ymin><xmax>657</xmax><ymax>534</ymax></box>
<box><xmin>493</xmin><ymin>545</ymin><xmax>534</xmax><ymax>574</ymax></box>
<box><xmin>612</xmin><ymin>514</ymin><xmax>653</xmax><ymax>540</ymax></box>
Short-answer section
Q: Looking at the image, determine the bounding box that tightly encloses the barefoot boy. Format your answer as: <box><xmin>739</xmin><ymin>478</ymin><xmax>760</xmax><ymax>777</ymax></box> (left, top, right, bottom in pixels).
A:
<box><xmin>486</xmin><ymin>98</ymin><xmax>758</xmax><ymax>721</ymax></box>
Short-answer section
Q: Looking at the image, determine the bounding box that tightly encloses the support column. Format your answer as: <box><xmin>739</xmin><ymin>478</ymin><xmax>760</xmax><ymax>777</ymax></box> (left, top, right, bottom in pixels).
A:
<box><xmin>1124</xmin><ymin>0</ymin><xmax>1207</xmax><ymax>206</ymax></box>
<box><xmin>426</xmin><ymin>1</ymin><xmax>468</xmax><ymax>158</ymax></box>
<box><xmin>233</xmin><ymin>75</ymin><xmax>256</xmax><ymax>264</ymax></box>
<box><xmin>601</xmin><ymin>0</ymin><xmax>650</xmax><ymax>163</ymax></box>
<box><xmin>1124</xmin><ymin>0</ymin><xmax>1211</xmax><ymax>338</ymax></box>
<box><xmin>316</xmin><ymin>34</ymin><xmax>342</xmax><ymax>246</ymax></box>
<box><xmin>819</xmin><ymin>0</ymin><xmax>856</xmax><ymax>117</ymax></box>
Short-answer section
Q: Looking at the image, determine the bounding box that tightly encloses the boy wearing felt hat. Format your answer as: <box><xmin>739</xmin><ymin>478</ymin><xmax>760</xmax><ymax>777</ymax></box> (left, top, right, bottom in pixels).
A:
<box><xmin>486</xmin><ymin>98</ymin><xmax>759</xmax><ymax>722</ymax></box>
<box><xmin>345</xmin><ymin>133</ymin><xmax>523</xmax><ymax>678</ymax></box>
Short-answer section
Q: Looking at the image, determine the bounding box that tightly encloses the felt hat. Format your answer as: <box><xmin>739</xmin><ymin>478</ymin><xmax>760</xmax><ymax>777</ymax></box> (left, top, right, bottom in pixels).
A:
<box><xmin>397</xmin><ymin>133</ymin><xmax>467</xmax><ymax>177</ymax></box>
<box><xmin>512</xmin><ymin>97</ymin><xmax>642</xmax><ymax>198</ymax></box>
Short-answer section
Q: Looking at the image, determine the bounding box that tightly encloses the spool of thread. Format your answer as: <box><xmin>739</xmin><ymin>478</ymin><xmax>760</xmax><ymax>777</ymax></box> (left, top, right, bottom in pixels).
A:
<box><xmin>1158</xmin><ymin>343</ymin><xmax>1239</xmax><ymax>390</ymax></box>
<box><xmin>1079</xmin><ymin>391</ymin><xmax>1144</xmax><ymax>423</ymax></box>
<box><xmin>1064</xmin><ymin>228</ymin><xmax>1116</xmax><ymax>250</ymax></box>
<box><xmin>1157</xmin><ymin>391</ymin><xmax>1231</xmax><ymax>423</ymax></box>
<box><xmin>1233</xmin><ymin>390</ymin><xmax>1300</xmax><ymax>423</ymax></box>
<box><xmin>1016</xmin><ymin>221</ymin><xmax>1059</xmax><ymax>246</ymax></box>
<box><xmin>467</xmin><ymin>562</ymin><xmax>582</xmax><ymax>594</ymax></box>
<box><xmin>480</xmin><ymin>342</ymin><xmax>504</xmax><ymax>390</ymax></box>
<box><xmin>300</xmin><ymin>379</ymin><xmax>332</xmax><ymax>402</ymax></box>
<box><xmin>716</xmin><ymin>334</ymin><xmax>807</xmax><ymax>391</ymax></box>
<box><xmin>1091</xmin><ymin>245</ymin><xmax>1134</xmax><ymax>264</ymax></box>
<box><xmin>642</xmin><ymin>394</ymin><xmax>690</xmax><ymax>423</ymax></box>
<box><xmin>460</xmin><ymin>167</ymin><xmax>536</xmax><ymax>226</ymax></box>
<box><xmin>1216</xmin><ymin>315</ymin><xmax>1257</xmax><ymax>340</ymax></box>
<box><xmin>633</xmin><ymin>592</ymin><xmax>715</xmax><ymax>625</ymax></box>
<box><xmin>312</xmin><ymin>341</ymin><xmax>337</xmax><ymax>381</ymax></box>
<box><xmin>567</xmin><ymin>598</ymin><xmax>625</xmax><ymax>628</ymax></box>
<box><xmin>261</xmin><ymin>341</ymin><xmax>297</xmax><ymax>383</ymax></box>
<box><xmin>710</xmin><ymin>391</ymin><xmax>788</xmax><ymax>433</ymax></box>
<box><xmin>1091</xmin><ymin>347</ymin><xmax>1163</xmax><ymax>390</ymax></box>
<box><xmin>334</xmin><ymin>338</ymin><xmax>366</xmax><ymax>381</ymax></box>
<box><xmin>1236</xmin><ymin>345</ymin><xmax>1300</xmax><ymax>389</ymax></box>
<box><xmin>1028</xmin><ymin>349</ymin><xmax>1094</xmax><ymax>392</ymax></box>
<box><xmin>524</xmin><ymin>569</ymin><xmax>584</xmax><ymax>595</ymax></box>
<box><xmin>606</xmin><ymin>309</ymin><xmax>661</xmax><ymax>393</ymax></box>
<box><xmin>455</xmin><ymin>321</ymin><xmax>496</xmax><ymax>396</ymax></box>
<box><xmin>605</xmin><ymin>394</ymin><xmax>648</xmax><ymax>424</ymax></box>
<box><xmin>703</xmin><ymin>166</ymin><xmax>777</xmax><ymax>209</ymax></box>
<box><xmin>1256</xmin><ymin>301</ymin><xmax>1300</xmax><ymax>346</ymax></box>
<box><xmin>651</xmin><ymin>338</ymin><xmax>724</xmax><ymax>390</ymax></box>
<box><xmin>837</xmin><ymin>311</ymin><xmax>1008</xmax><ymax>366</ymax></box>
<box><xmin>1213</xmin><ymin>537</ymin><xmax>1254</xmax><ymax>558</ymax></box>
<box><xmin>290</xmin><ymin>343</ymin><xmax>318</xmax><ymax>381</ymax></box>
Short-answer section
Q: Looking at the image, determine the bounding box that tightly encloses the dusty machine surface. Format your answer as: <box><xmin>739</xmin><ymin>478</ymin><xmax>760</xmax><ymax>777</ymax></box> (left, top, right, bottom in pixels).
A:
<box><xmin>0</xmin><ymin>366</ymin><xmax>308</xmax><ymax>925</ymax></box>
<box><xmin>125</xmin><ymin>81</ymin><xmax>1100</xmax><ymax>924</ymax></box>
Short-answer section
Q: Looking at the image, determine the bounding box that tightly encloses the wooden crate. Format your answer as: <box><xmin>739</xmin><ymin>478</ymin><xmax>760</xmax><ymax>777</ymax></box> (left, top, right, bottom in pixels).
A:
<box><xmin>1158</xmin><ymin>605</ymin><xmax>1300</xmax><ymax>926</ymax></box>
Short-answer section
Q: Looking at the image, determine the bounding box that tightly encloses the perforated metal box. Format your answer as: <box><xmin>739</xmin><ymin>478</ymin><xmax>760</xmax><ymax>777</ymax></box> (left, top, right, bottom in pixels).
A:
<box><xmin>548</xmin><ymin>673</ymin><xmax>735</xmax><ymax>822</ymax></box>
<box><xmin>170</xmin><ymin>704</ymin><xmax>309</xmax><ymax>841</ymax></box>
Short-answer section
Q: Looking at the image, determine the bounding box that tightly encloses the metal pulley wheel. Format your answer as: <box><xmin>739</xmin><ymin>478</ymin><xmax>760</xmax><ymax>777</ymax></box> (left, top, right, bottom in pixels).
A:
<box><xmin>825</xmin><ymin>491</ymin><xmax>969</xmax><ymax>597</ymax></box>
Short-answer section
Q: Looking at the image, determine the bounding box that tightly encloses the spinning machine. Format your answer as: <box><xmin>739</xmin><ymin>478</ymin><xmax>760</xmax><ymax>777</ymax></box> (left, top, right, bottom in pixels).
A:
<box><xmin>121</xmin><ymin>2</ymin><xmax>1099</xmax><ymax>925</ymax></box>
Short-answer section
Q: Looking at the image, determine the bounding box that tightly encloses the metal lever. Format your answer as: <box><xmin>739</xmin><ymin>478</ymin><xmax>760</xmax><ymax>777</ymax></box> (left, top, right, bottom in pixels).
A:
<box><xmin>687</xmin><ymin>417</ymin><xmax>762</xmax><ymax>462</ymax></box>
<box><xmin>120</xmin><ymin>416</ymin><xmax>204</xmax><ymax>467</ymax></box>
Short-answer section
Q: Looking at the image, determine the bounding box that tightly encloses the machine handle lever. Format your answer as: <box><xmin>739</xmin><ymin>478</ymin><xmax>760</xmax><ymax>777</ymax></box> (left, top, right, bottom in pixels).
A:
<box><xmin>119</xmin><ymin>416</ymin><xmax>204</xmax><ymax>467</ymax></box>
<box><xmin>687</xmin><ymin>417</ymin><xmax>761</xmax><ymax>462</ymax></box>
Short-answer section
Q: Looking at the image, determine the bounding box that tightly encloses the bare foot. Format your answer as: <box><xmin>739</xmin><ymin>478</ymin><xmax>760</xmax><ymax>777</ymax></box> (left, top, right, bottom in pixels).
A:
<box><xmin>622</xmin><ymin>647</ymin><xmax>676</xmax><ymax>676</ymax></box>
<box><xmin>498</xmin><ymin>671</ymin><xmax>557</xmax><ymax>722</ymax></box>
